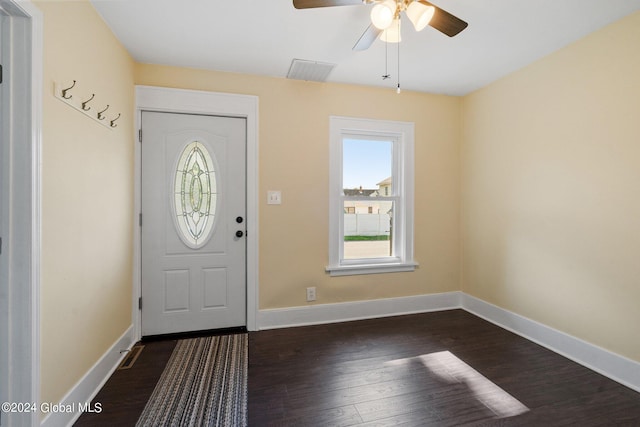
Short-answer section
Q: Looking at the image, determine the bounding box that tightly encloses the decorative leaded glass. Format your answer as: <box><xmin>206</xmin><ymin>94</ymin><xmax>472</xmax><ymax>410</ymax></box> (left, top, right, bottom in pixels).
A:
<box><xmin>173</xmin><ymin>141</ymin><xmax>217</xmax><ymax>247</ymax></box>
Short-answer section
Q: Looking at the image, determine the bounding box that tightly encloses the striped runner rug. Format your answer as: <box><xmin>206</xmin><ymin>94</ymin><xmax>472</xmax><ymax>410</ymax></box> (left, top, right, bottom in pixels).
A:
<box><xmin>136</xmin><ymin>334</ymin><xmax>248</xmax><ymax>427</ymax></box>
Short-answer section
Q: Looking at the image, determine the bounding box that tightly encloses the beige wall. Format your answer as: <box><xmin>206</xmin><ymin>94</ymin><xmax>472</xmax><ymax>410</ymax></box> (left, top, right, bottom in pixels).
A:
<box><xmin>35</xmin><ymin>0</ymin><xmax>135</xmax><ymax>407</ymax></box>
<box><xmin>461</xmin><ymin>12</ymin><xmax>640</xmax><ymax>362</ymax></box>
<box><xmin>135</xmin><ymin>64</ymin><xmax>462</xmax><ymax>309</ymax></box>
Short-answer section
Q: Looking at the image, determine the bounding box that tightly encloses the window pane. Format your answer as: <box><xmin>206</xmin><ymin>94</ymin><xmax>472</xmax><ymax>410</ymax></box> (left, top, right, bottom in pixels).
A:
<box><xmin>173</xmin><ymin>141</ymin><xmax>217</xmax><ymax>248</ymax></box>
<box><xmin>343</xmin><ymin>138</ymin><xmax>392</xmax><ymax>196</ymax></box>
<box><xmin>343</xmin><ymin>200</ymin><xmax>393</xmax><ymax>259</ymax></box>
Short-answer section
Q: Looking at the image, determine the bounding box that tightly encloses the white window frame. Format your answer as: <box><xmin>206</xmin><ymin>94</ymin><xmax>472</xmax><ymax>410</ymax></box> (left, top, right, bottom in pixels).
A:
<box><xmin>327</xmin><ymin>116</ymin><xmax>417</xmax><ymax>276</ymax></box>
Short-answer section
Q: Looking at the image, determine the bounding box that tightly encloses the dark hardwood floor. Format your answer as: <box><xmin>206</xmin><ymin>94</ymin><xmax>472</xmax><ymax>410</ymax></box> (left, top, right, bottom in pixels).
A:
<box><xmin>75</xmin><ymin>338</ymin><xmax>177</xmax><ymax>426</ymax></box>
<box><xmin>75</xmin><ymin>310</ymin><xmax>640</xmax><ymax>426</ymax></box>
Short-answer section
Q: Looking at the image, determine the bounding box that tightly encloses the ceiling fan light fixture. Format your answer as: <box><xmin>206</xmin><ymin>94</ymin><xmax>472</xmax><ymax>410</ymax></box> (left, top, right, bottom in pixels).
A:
<box><xmin>380</xmin><ymin>17</ymin><xmax>401</xmax><ymax>43</ymax></box>
<box><xmin>370</xmin><ymin>0</ymin><xmax>396</xmax><ymax>30</ymax></box>
<box><xmin>406</xmin><ymin>1</ymin><xmax>435</xmax><ymax>32</ymax></box>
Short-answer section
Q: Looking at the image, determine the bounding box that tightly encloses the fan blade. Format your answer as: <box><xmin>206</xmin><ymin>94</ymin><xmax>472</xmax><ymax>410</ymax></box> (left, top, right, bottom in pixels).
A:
<box><xmin>293</xmin><ymin>0</ymin><xmax>364</xmax><ymax>9</ymax></box>
<box><xmin>419</xmin><ymin>1</ymin><xmax>468</xmax><ymax>37</ymax></box>
<box><xmin>353</xmin><ymin>24</ymin><xmax>382</xmax><ymax>51</ymax></box>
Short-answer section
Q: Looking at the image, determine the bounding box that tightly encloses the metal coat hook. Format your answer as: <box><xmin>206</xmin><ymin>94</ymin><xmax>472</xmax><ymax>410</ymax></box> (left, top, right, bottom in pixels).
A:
<box><xmin>81</xmin><ymin>94</ymin><xmax>95</xmax><ymax>111</ymax></box>
<box><xmin>110</xmin><ymin>113</ymin><xmax>121</xmax><ymax>128</ymax></box>
<box><xmin>55</xmin><ymin>81</ymin><xmax>120</xmax><ymax>130</ymax></box>
<box><xmin>61</xmin><ymin>80</ymin><xmax>76</xmax><ymax>99</ymax></box>
<box><xmin>97</xmin><ymin>104</ymin><xmax>109</xmax><ymax>121</ymax></box>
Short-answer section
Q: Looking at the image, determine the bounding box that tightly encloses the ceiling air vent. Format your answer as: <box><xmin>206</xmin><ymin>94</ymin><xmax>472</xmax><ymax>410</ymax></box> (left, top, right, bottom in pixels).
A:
<box><xmin>287</xmin><ymin>59</ymin><xmax>336</xmax><ymax>82</ymax></box>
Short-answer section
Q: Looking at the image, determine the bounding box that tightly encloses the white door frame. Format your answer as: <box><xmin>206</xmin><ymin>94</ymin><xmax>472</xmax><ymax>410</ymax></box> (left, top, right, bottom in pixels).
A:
<box><xmin>0</xmin><ymin>1</ymin><xmax>42</xmax><ymax>426</ymax></box>
<box><xmin>134</xmin><ymin>85</ymin><xmax>259</xmax><ymax>338</ymax></box>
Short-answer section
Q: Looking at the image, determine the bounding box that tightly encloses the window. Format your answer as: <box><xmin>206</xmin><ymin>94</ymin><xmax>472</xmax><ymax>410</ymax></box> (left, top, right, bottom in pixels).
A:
<box><xmin>173</xmin><ymin>141</ymin><xmax>218</xmax><ymax>248</ymax></box>
<box><xmin>327</xmin><ymin>116</ymin><xmax>416</xmax><ymax>276</ymax></box>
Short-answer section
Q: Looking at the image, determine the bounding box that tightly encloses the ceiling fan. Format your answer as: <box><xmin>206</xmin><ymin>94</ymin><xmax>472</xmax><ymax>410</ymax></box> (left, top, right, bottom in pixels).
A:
<box><xmin>293</xmin><ymin>0</ymin><xmax>468</xmax><ymax>51</ymax></box>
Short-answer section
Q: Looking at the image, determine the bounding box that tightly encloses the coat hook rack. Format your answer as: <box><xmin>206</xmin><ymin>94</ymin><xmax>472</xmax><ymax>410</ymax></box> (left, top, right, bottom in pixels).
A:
<box><xmin>81</xmin><ymin>94</ymin><xmax>95</xmax><ymax>111</ymax></box>
<box><xmin>54</xmin><ymin>81</ymin><xmax>121</xmax><ymax>131</ymax></box>
<box><xmin>61</xmin><ymin>80</ymin><xmax>76</xmax><ymax>99</ymax></box>
<box><xmin>97</xmin><ymin>105</ymin><xmax>110</xmax><ymax>121</ymax></box>
<box><xmin>110</xmin><ymin>113</ymin><xmax>121</xmax><ymax>128</ymax></box>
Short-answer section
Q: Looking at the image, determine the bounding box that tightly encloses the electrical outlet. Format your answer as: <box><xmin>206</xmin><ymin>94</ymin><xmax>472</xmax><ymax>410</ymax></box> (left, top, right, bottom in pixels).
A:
<box><xmin>306</xmin><ymin>286</ymin><xmax>316</xmax><ymax>302</ymax></box>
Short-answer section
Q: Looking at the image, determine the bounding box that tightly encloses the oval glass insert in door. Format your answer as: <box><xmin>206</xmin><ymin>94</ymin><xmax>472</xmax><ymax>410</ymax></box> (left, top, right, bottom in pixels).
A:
<box><xmin>173</xmin><ymin>140</ymin><xmax>218</xmax><ymax>248</ymax></box>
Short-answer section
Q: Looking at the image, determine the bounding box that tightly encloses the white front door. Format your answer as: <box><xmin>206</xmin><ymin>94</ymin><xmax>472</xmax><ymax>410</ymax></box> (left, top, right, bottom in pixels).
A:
<box><xmin>141</xmin><ymin>111</ymin><xmax>247</xmax><ymax>336</ymax></box>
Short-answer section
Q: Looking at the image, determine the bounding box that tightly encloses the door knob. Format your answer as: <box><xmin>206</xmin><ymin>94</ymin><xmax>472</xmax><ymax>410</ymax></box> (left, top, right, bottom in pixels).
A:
<box><xmin>235</xmin><ymin>230</ymin><xmax>244</xmax><ymax>238</ymax></box>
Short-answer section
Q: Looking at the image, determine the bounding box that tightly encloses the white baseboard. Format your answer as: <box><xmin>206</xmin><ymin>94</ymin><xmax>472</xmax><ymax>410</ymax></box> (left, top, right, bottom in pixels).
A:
<box><xmin>461</xmin><ymin>294</ymin><xmax>640</xmax><ymax>393</ymax></box>
<box><xmin>41</xmin><ymin>325</ymin><xmax>135</xmax><ymax>427</ymax></box>
<box><xmin>258</xmin><ymin>291</ymin><xmax>462</xmax><ymax>330</ymax></box>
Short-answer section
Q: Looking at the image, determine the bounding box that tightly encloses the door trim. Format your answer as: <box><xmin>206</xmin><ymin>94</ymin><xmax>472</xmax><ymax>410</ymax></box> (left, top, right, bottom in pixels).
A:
<box><xmin>0</xmin><ymin>1</ymin><xmax>42</xmax><ymax>425</ymax></box>
<box><xmin>134</xmin><ymin>85</ymin><xmax>259</xmax><ymax>338</ymax></box>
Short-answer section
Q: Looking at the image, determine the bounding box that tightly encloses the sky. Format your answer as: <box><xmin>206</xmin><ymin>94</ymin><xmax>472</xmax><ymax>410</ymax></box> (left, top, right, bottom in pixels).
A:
<box><xmin>342</xmin><ymin>138</ymin><xmax>392</xmax><ymax>189</ymax></box>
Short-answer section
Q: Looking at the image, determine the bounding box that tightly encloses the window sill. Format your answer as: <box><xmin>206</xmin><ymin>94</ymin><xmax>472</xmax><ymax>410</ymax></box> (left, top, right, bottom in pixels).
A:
<box><xmin>325</xmin><ymin>261</ymin><xmax>418</xmax><ymax>277</ymax></box>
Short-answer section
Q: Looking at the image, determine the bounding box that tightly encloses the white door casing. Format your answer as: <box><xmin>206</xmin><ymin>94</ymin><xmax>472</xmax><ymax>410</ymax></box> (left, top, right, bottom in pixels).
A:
<box><xmin>135</xmin><ymin>86</ymin><xmax>259</xmax><ymax>337</ymax></box>
<box><xmin>0</xmin><ymin>1</ymin><xmax>42</xmax><ymax>426</ymax></box>
<box><xmin>0</xmin><ymin>10</ymin><xmax>7</xmax><ymax>422</ymax></box>
<box><xmin>141</xmin><ymin>112</ymin><xmax>247</xmax><ymax>336</ymax></box>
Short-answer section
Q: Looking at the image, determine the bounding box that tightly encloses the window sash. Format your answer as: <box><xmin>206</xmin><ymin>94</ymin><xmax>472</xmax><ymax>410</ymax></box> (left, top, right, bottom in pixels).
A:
<box><xmin>341</xmin><ymin>196</ymin><xmax>398</xmax><ymax>263</ymax></box>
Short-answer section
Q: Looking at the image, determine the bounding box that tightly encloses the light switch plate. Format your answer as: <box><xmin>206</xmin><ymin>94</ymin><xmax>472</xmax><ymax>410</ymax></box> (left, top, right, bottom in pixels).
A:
<box><xmin>267</xmin><ymin>190</ymin><xmax>282</xmax><ymax>205</ymax></box>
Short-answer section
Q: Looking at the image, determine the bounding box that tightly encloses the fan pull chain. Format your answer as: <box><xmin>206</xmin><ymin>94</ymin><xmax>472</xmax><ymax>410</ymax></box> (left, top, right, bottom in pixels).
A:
<box><xmin>397</xmin><ymin>17</ymin><xmax>401</xmax><ymax>94</ymax></box>
<box><xmin>382</xmin><ymin>37</ymin><xmax>390</xmax><ymax>80</ymax></box>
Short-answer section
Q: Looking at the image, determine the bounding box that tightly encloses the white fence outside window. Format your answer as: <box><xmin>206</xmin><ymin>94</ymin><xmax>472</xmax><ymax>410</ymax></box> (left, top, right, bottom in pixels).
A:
<box><xmin>344</xmin><ymin>213</ymin><xmax>391</xmax><ymax>236</ymax></box>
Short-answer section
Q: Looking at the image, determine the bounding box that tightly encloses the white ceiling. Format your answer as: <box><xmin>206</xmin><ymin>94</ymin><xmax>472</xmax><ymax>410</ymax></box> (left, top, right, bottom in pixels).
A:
<box><xmin>90</xmin><ymin>0</ymin><xmax>640</xmax><ymax>96</ymax></box>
